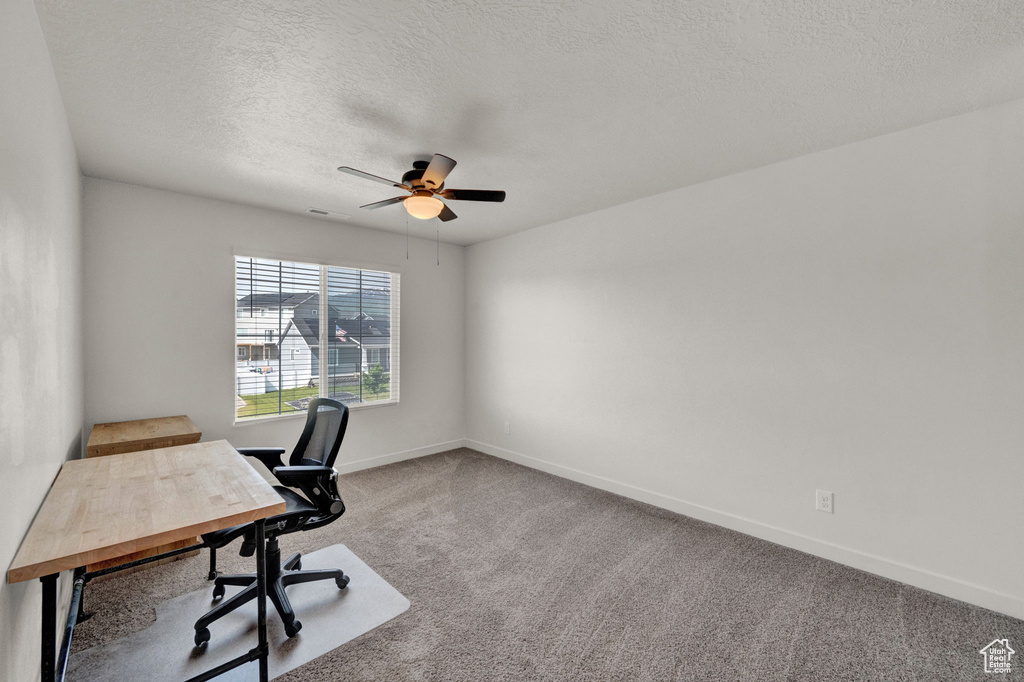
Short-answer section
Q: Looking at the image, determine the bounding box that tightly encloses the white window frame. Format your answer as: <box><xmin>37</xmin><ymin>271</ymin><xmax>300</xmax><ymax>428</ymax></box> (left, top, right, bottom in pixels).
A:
<box><xmin>233</xmin><ymin>252</ymin><xmax>400</xmax><ymax>424</ymax></box>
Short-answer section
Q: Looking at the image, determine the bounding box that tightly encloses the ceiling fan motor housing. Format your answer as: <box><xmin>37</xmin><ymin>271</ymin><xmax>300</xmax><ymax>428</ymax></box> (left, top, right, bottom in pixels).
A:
<box><xmin>402</xmin><ymin>160</ymin><xmax>442</xmax><ymax>190</ymax></box>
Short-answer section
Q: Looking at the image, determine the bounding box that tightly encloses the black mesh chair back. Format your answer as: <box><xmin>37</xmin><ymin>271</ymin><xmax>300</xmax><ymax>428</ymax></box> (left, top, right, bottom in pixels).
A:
<box><xmin>289</xmin><ymin>398</ymin><xmax>348</xmax><ymax>469</ymax></box>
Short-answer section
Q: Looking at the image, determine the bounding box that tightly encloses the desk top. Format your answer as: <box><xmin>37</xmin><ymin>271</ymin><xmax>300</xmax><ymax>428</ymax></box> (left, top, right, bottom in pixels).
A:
<box><xmin>7</xmin><ymin>440</ymin><xmax>286</xmax><ymax>584</ymax></box>
<box><xmin>87</xmin><ymin>415</ymin><xmax>201</xmax><ymax>453</ymax></box>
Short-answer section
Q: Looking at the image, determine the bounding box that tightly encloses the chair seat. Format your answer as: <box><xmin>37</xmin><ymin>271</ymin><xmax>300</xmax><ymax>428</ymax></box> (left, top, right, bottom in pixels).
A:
<box><xmin>202</xmin><ymin>486</ymin><xmax>318</xmax><ymax>549</ymax></box>
<box><xmin>272</xmin><ymin>485</ymin><xmax>319</xmax><ymax>515</ymax></box>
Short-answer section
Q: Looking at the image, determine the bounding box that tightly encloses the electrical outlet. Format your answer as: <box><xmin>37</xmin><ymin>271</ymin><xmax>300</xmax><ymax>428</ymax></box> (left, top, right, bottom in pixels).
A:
<box><xmin>504</xmin><ymin>421</ymin><xmax>510</xmax><ymax>435</ymax></box>
<box><xmin>815</xmin><ymin>489</ymin><xmax>834</xmax><ymax>514</ymax></box>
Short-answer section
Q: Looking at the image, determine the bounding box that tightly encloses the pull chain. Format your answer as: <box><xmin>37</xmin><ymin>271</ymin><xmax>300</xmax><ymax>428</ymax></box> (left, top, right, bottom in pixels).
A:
<box><xmin>406</xmin><ymin>213</ymin><xmax>409</xmax><ymax>260</ymax></box>
<box><xmin>436</xmin><ymin>227</ymin><xmax>440</xmax><ymax>266</ymax></box>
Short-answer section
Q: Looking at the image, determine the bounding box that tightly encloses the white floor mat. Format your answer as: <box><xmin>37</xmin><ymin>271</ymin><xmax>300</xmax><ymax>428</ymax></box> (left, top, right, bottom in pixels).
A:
<box><xmin>68</xmin><ymin>544</ymin><xmax>410</xmax><ymax>681</ymax></box>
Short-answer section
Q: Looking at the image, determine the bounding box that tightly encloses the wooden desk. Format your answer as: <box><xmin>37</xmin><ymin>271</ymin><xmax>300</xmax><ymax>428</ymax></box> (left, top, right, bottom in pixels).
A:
<box><xmin>8</xmin><ymin>440</ymin><xmax>286</xmax><ymax>682</ymax></box>
<box><xmin>87</xmin><ymin>414</ymin><xmax>202</xmax><ymax>457</ymax></box>
<box><xmin>86</xmin><ymin>415</ymin><xmax>204</xmax><ymax>573</ymax></box>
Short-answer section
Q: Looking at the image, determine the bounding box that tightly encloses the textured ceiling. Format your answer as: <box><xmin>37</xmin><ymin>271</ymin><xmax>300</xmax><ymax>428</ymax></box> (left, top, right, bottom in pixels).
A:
<box><xmin>35</xmin><ymin>0</ymin><xmax>1024</xmax><ymax>245</ymax></box>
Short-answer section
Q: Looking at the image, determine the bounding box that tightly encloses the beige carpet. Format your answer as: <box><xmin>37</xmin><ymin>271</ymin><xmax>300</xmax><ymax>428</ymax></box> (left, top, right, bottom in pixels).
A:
<box><xmin>72</xmin><ymin>448</ymin><xmax>1024</xmax><ymax>681</ymax></box>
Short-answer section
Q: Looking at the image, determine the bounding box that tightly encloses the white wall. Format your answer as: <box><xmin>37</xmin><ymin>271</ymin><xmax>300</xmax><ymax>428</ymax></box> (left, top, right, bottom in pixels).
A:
<box><xmin>465</xmin><ymin>98</ymin><xmax>1024</xmax><ymax>619</ymax></box>
<box><xmin>0</xmin><ymin>0</ymin><xmax>84</xmax><ymax>679</ymax></box>
<box><xmin>83</xmin><ymin>178</ymin><xmax>464</xmax><ymax>471</ymax></box>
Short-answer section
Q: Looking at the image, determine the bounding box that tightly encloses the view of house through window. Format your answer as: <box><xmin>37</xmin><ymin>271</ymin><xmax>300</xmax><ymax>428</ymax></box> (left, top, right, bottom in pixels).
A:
<box><xmin>235</xmin><ymin>256</ymin><xmax>399</xmax><ymax>420</ymax></box>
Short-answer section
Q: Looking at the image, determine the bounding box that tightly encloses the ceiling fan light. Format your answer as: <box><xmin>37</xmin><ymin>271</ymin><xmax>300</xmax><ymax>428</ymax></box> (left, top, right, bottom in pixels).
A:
<box><xmin>404</xmin><ymin>195</ymin><xmax>443</xmax><ymax>220</ymax></box>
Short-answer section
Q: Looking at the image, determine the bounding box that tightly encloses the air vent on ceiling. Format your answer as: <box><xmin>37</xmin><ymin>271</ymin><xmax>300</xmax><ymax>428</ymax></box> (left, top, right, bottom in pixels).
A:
<box><xmin>307</xmin><ymin>208</ymin><xmax>351</xmax><ymax>221</ymax></box>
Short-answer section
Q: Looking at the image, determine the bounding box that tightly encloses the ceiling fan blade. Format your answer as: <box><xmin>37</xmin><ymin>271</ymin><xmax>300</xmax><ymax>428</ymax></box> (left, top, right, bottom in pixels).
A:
<box><xmin>338</xmin><ymin>167</ymin><xmax>410</xmax><ymax>190</ymax></box>
<box><xmin>439</xmin><ymin>189</ymin><xmax>506</xmax><ymax>202</ymax></box>
<box><xmin>438</xmin><ymin>204</ymin><xmax>458</xmax><ymax>222</ymax></box>
<box><xmin>421</xmin><ymin>154</ymin><xmax>457</xmax><ymax>189</ymax></box>
<box><xmin>360</xmin><ymin>196</ymin><xmax>407</xmax><ymax>210</ymax></box>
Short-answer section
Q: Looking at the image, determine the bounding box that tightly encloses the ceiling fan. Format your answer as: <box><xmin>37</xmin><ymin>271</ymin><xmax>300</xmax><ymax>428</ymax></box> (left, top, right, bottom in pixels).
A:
<box><xmin>338</xmin><ymin>154</ymin><xmax>505</xmax><ymax>222</ymax></box>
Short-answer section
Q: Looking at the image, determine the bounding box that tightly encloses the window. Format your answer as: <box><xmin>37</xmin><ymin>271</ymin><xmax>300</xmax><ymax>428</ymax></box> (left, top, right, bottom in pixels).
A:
<box><xmin>235</xmin><ymin>256</ymin><xmax>399</xmax><ymax>420</ymax></box>
<box><xmin>363</xmin><ymin>348</ymin><xmax>390</xmax><ymax>371</ymax></box>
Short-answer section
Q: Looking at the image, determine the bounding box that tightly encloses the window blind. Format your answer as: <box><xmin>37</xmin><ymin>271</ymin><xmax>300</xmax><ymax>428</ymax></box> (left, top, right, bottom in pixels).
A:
<box><xmin>235</xmin><ymin>256</ymin><xmax>400</xmax><ymax>420</ymax></box>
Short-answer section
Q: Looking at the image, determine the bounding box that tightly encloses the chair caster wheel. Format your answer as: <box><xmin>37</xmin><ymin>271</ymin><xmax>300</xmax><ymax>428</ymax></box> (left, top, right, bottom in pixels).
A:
<box><xmin>212</xmin><ymin>584</ymin><xmax>225</xmax><ymax>600</ymax></box>
<box><xmin>336</xmin><ymin>575</ymin><xmax>350</xmax><ymax>589</ymax></box>
<box><xmin>194</xmin><ymin>628</ymin><xmax>211</xmax><ymax>647</ymax></box>
<box><xmin>285</xmin><ymin>620</ymin><xmax>302</xmax><ymax>638</ymax></box>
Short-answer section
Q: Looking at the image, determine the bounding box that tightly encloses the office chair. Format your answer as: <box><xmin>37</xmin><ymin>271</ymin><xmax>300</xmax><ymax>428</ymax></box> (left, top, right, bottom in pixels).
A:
<box><xmin>194</xmin><ymin>398</ymin><xmax>350</xmax><ymax>645</ymax></box>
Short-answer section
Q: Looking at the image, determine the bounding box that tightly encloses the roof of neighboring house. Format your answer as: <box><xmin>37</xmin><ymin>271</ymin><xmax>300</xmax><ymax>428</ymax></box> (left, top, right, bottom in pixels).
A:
<box><xmin>292</xmin><ymin>315</ymin><xmax>390</xmax><ymax>348</ymax></box>
<box><xmin>236</xmin><ymin>290</ymin><xmax>390</xmax><ymax>317</ymax></box>
<box><xmin>236</xmin><ymin>292</ymin><xmax>316</xmax><ymax>311</ymax></box>
<box><xmin>237</xmin><ymin>290</ymin><xmax>392</xmax><ymax>350</ymax></box>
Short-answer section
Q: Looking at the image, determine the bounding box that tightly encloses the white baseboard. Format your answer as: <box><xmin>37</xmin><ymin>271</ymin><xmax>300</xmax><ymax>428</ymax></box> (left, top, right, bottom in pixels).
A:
<box><xmin>336</xmin><ymin>439</ymin><xmax>467</xmax><ymax>474</ymax></box>
<box><xmin>466</xmin><ymin>439</ymin><xmax>1024</xmax><ymax>621</ymax></box>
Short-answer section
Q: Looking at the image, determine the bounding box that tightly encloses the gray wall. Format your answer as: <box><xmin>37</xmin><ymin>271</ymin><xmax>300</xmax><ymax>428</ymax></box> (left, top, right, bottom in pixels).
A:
<box><xmin>465</xmin><ymin>97</ymin><xmax>1024</xmax><ymax>619</ymax></box>
<box><xmin>82</xmin><ymin>178</ymin><xmax>465</xmax><ymax>472</ymax></box>
<box><xmin>0</xmin><ymin>0</ymin><xmax>84</xmax><ymax>679</ymax></box>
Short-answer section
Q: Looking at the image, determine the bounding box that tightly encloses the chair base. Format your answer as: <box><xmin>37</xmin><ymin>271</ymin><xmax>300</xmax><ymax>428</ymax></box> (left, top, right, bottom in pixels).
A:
<box><xmin>195</xmin><ymin>538</ymin><xmax>348</xmax><ymax>645</ymax></box>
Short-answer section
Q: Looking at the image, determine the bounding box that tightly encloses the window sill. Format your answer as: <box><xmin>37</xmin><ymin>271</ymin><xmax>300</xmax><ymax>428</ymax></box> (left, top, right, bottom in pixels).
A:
<box><xmin>348</xmin><ymin>398</ymin><xmax>400</xmax><ymax>411</ymax></box>
<box><xmin>233</xmin><ymin>399</ymin><xmax>398</xmax><ymax>426</ymax></box>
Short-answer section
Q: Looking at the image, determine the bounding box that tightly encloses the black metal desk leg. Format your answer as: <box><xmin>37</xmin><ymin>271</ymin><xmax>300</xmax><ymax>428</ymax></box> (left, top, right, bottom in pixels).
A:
<box><xmin>40</xmin><ymin>573</ymin><xmax>58</xmax><ymax>682</ymax></box>
<box><xmin>185</xmin><ymin>524</ymin><xmax>271</xmax><ymax>682</ymax></box>
<box><xmin>255</xmin><ymin>519</ymin><xmax>269</xmax><ymax>682</ymax></box>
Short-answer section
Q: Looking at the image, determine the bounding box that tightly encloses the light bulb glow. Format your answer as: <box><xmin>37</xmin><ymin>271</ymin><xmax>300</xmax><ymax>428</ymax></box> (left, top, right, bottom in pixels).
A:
<box><xmin>404</xmin><ymin>195</ymin><xmax>444</xmax><ymax>219</ymax></box>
